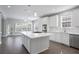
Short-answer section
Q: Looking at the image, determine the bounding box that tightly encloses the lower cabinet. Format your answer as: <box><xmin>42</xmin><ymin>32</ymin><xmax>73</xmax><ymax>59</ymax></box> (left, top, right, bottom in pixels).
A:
<box><xmin>50</xmin><ymin>32</ymin><xmax>70</xmax><ymax>46</ymax></box>
<box><xmin>61</xmin><ymin>33</ymin><xmax>69</xmax><ymax>46</ymax></box>
<box><xmin>70</xmin><ymin>34</ymin><xmax>79</xmax><ymax>48</ymax></box>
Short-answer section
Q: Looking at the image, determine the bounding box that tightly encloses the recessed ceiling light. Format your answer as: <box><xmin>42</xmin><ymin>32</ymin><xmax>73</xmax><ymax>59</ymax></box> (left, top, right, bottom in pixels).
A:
<box><xmin>8</xmin><ymin>6</ymin><xmax>11</xmax><ymax>8</ymax></box>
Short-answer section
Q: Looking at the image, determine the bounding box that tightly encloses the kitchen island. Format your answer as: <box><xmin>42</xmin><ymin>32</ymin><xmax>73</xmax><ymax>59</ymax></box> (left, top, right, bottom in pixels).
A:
<box><xmin>21</xmin><ymin>31</ymin><xmax>50</xmax><ymax>54</ymax></box>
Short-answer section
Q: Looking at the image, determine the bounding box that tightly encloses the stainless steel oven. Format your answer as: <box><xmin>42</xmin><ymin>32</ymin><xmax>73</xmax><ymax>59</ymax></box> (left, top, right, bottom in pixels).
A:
<box><xmin>42</xmin><ymin>24</ymin><xmax>47</xmax><ymax>33</ymax></box>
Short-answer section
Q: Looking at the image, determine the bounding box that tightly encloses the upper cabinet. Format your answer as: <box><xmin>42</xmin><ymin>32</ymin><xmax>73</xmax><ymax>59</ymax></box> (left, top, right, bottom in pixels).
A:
<box><xmin>59</xmin><ymin>11</ymin><xmax>72</xmax><ymax>28</ymax></box>
<box><xmin>60</xmin><ymin>8</ymin><xmax>79</xmax><ymax>27</ymax></box>
<box><xmin>72</xmin><ymin>9</ymin><xmax>79</xmax><ymax>27</ymax></box>
<box><xmin>58</xmin><ymin>8</ymin><xmax>79</xmax><ymax>27</ymax></box>
<box><xmin>61</xmin><ymin>15</ymin><xmax>72</xmax><ymax>28</ymax></box>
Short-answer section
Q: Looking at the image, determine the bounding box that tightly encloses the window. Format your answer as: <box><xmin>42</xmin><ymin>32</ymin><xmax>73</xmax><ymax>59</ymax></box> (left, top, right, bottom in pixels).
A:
<box><xmin>15</xmin><ymin>21</ymin><xmax>32</xmax><ymax>32</ymax></box>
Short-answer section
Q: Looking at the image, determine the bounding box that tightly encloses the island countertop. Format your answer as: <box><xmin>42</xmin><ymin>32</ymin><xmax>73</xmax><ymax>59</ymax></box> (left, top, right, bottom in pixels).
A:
<box><xmin>21</xmin><ymin>31</ymin><xmax>51</xmax><ymax>39</ymax></box>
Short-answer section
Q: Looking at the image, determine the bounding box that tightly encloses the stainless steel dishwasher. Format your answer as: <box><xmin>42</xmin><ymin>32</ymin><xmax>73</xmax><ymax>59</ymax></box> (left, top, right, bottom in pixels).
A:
<box><xmin>70</xmin><ymin>34</ymin><xmax>79</xmax><ymax>48</ymax></box>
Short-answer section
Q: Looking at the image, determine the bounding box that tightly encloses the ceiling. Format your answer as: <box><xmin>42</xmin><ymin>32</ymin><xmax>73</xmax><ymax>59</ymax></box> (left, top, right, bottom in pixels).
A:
<box><xmin>0</xmin><ymin>5</ymin><xmax>77</xmax><ymax>20</ymax></box>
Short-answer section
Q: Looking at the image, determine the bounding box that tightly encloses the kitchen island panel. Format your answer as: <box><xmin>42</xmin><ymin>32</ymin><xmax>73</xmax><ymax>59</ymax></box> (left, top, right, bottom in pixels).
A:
<box><xmin>21</xmin><ymin>31</ymin><xmax>50</xmax><ymax>54</ymax></box>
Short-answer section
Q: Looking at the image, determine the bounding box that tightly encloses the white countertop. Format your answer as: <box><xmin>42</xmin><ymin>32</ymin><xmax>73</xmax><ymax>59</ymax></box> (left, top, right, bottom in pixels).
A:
<box><xmin>53</xmin><ymin>31</ymin><xmax>79</xmax><ymax>35</ymax></box>
<box><xmin>49</xmin><ymin>30</ymin><xmax>79</xmax><ymax>35</ymax></box>
<box><xmin>21</xmin><ymin>31</ymin><xmax>51</xmax><ymax>39</ymax></box>
<box><xmin>67</xmin><ymin>32</ymin><xmax>79</xmax><ymax>35</ymax></box>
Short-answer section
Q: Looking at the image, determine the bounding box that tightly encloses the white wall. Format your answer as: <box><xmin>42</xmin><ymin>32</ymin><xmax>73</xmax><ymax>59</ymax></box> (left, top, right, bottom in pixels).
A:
<box><xmin>48</xmin><ymin>15</ymin><xmax>62</xmax><ymax>32</ymax></box>
<box><xmin>33</xmin><ymin>17</ymin><xmax>49</xmax><ymax>32</ymax></box>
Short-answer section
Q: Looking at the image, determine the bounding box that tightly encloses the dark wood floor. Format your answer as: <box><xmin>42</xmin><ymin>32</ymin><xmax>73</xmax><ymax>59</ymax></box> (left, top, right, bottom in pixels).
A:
<box><xmin>0</xmin><ymin>36</ymin><xmax>79</xmax><ymax>54</ymax></box>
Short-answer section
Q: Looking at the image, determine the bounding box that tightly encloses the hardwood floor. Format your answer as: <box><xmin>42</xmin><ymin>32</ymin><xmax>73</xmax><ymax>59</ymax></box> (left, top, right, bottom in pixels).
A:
<box><xmin>40</xmin><ymin>41</ymin><xmax>79</xmax><ymax>54</ymax></box>
<box><xmin>0</xmin><ymin>36</ymin><xmax>79</xmax><ymax>54</ymax></box>
<box><xmin>0</xmin><ymin>36</ymin><xmax>29</xmax><ymax>54</ymax></box>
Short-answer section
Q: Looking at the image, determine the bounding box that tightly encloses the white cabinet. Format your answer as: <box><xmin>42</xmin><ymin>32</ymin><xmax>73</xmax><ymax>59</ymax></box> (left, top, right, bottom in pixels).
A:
<box><xmin>22</xmin><ymin>32</ymin><xmax>49</xmax><ymax>54</ymax></box>
<box><xmin>50</xmin><ymin>32</ymin><xmax>69</xmax><ymax>46</ymax></box>
<box><xmin>50</xmin><ymin>33</ymin><xmax>61</xmax><ymax>43</ymax></box>
<box><xmin>50</xmin><ymin>33</ymin><xmax>56</xmax><ymax>42</ymax></box>
<box><xmin>57</xmin><ymin>9</ymin><xmax>79</xmax><ymax>28</ymax></box>
<box><xmin>61</xmin><ymin>33</ymin><xmax>69</xmax><ymax>45</ymax></box>
<box><xmin>55</xmin><ymin>32</ymin><xmax>62</xmax><ymax>43</ymax></box>
<box><xmin>59</xmin><ymin>11</ymin><xmax>72</xmax><ymax>28</ymax></box>
<box><xmin>61</xmin><ymin>9</ymin><xmax>79</xmax><ymax>27</ymax></box>
<box><xmin>72</xmin><ymin>9</ymin><xmax>79</xmax><ymax>27</ymax></box>
<box><xmin>61</xmin><ymin>16</ymin><xmax>72</xmax><ymax>28</ymax></box>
